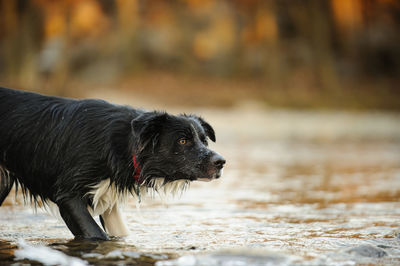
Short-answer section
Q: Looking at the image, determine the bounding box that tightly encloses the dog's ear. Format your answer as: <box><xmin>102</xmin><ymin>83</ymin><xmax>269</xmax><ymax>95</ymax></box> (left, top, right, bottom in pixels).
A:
<box><xmin>131</xmin><ymin>112</ymin><xmax>167</xmax><ymax>152</ymax></box>
<box><xmin>192</xmin><ymin>116</ymin><xmax>216</xmax><ymax>142</ymax></box>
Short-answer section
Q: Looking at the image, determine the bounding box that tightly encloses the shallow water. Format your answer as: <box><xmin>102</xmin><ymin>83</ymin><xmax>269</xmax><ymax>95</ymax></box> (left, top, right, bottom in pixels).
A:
<box><xmin>1</xmin><ymin>106</ymin><xmax>400</xmax><ymax>265</ymax></box>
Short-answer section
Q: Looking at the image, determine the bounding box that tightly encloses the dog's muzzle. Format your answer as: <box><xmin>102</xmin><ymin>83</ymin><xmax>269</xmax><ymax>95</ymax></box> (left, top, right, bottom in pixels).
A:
<box><xmin>197</xmin><ymin>153</ymin><xmax>226</xmax><ymax>182</ymax></box>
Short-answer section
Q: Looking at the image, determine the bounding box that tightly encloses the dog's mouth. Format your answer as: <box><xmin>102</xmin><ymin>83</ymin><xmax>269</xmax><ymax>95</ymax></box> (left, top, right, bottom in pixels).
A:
<box><xmin>145</xmin><ymin>164</ymin><xmax>225</xmax><ymax>183</ymax></box>
<box><xmin>196</xmin><ymin>177</ymin><xmax>213</xmax><ymax>182</ymax></box>
<box><xmin>195</xmin><ymin>168</ymin><xmax>224</xmax><ymax>182</ymax></box>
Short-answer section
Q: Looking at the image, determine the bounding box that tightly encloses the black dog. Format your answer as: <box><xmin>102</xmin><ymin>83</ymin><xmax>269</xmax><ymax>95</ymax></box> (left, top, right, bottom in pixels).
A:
<box><xmin>0</xmin><ymin>87</ymin><xmax>225</xmax><ymax>240</ymax></box>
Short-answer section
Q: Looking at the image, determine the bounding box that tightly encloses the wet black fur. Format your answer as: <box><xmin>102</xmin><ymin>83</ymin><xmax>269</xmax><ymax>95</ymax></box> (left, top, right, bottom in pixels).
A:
<box><xmin>0</xmin><ymin>87</ymin><xmax>224</xmax><ymax>240</ymax></box>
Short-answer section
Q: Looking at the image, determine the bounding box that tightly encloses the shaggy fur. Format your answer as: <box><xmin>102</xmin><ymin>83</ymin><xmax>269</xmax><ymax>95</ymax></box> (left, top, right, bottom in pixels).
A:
<box><xmin>0</xmin><ymin>87</ymin><xmax>225</xmax><ymax>240</ymax></box>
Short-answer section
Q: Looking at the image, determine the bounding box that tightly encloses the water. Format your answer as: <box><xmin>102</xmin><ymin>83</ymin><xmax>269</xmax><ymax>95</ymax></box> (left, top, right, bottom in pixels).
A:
<box><xmin>1</xmin><ymin>106</ymin><xmax>400</xmax><ymax>265</ymax></box>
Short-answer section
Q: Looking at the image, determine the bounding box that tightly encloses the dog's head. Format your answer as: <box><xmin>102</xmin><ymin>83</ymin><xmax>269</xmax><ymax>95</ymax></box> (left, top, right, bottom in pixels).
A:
<box><xmin>131</xmin><ymin>112</ymin><xmax>225</xmax><ymax>188</ymax></box>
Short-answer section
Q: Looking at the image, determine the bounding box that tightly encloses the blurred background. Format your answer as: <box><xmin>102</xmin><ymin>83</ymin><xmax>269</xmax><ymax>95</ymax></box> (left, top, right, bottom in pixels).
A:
<box><xmin>1</xmin><ymin>1</ymin><xmax>400</xmax><ymax>265</ymax></box>
<box><xmin>0</xmin><ymin>0</ymin><xmax>399</xmax><ymax>109</ymax></box>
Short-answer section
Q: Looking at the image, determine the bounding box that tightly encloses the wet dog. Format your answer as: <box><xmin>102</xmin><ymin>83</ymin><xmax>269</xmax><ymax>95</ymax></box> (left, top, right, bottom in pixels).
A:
<box><xmin>0</xmin><ymin>87</ymin><xmax>225</xmax><ymax>240</ymax></box>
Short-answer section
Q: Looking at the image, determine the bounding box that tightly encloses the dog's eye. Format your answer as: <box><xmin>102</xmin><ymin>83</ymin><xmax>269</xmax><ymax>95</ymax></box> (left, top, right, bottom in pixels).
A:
<box><xmin>178</xmin><ymin>138</ymin><xmax>187</xmax><ymax>145</ymax></box>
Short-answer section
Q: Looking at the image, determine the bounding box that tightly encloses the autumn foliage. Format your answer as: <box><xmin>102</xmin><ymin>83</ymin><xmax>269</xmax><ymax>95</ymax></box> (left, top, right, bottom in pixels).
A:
<box><xmin>0</xmin><ymin>0</ymin><xmax>399</xmax><ymax>109</ymax></box>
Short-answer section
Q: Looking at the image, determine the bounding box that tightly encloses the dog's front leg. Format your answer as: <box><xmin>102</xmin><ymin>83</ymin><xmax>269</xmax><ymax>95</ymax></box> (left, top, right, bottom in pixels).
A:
<box><xmin>100</xmin><ymin>204</ymin><xmax>130</xmax><ymax>237</ymax></box>
<box><xmin>58</xmin><ymin>197</ymin><xmax>110</xmax><ymax>241</ymax></box>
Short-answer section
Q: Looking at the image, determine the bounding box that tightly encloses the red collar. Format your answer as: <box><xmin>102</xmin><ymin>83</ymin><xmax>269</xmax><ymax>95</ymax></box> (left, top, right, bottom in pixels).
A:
<box><xmin>132</xmin><ymin>155</ymin><xmax>141</xmax><ymax>182</ymax></box>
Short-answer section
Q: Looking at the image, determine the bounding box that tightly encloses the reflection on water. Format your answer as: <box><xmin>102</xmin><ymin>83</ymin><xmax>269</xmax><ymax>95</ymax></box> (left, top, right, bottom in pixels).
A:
<box><xmin>1</xmin><ymin>107</ymin><xmax>400</xmax><ymax>265</ymax></box>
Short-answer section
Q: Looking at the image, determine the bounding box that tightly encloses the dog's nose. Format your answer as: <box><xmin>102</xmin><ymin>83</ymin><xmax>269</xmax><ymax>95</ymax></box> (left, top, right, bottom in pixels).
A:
<box><xmin>211</xmin><ymin>154</ymin><xmax>226</xmax><ymax>169</ymax></box>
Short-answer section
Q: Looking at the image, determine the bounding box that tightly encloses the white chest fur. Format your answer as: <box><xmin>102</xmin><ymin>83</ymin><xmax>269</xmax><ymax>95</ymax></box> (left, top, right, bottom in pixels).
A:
<box><xmin>87</xmin><ymin>179</ymin><xmax>129</xmax><ymax>237</ymax></box>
